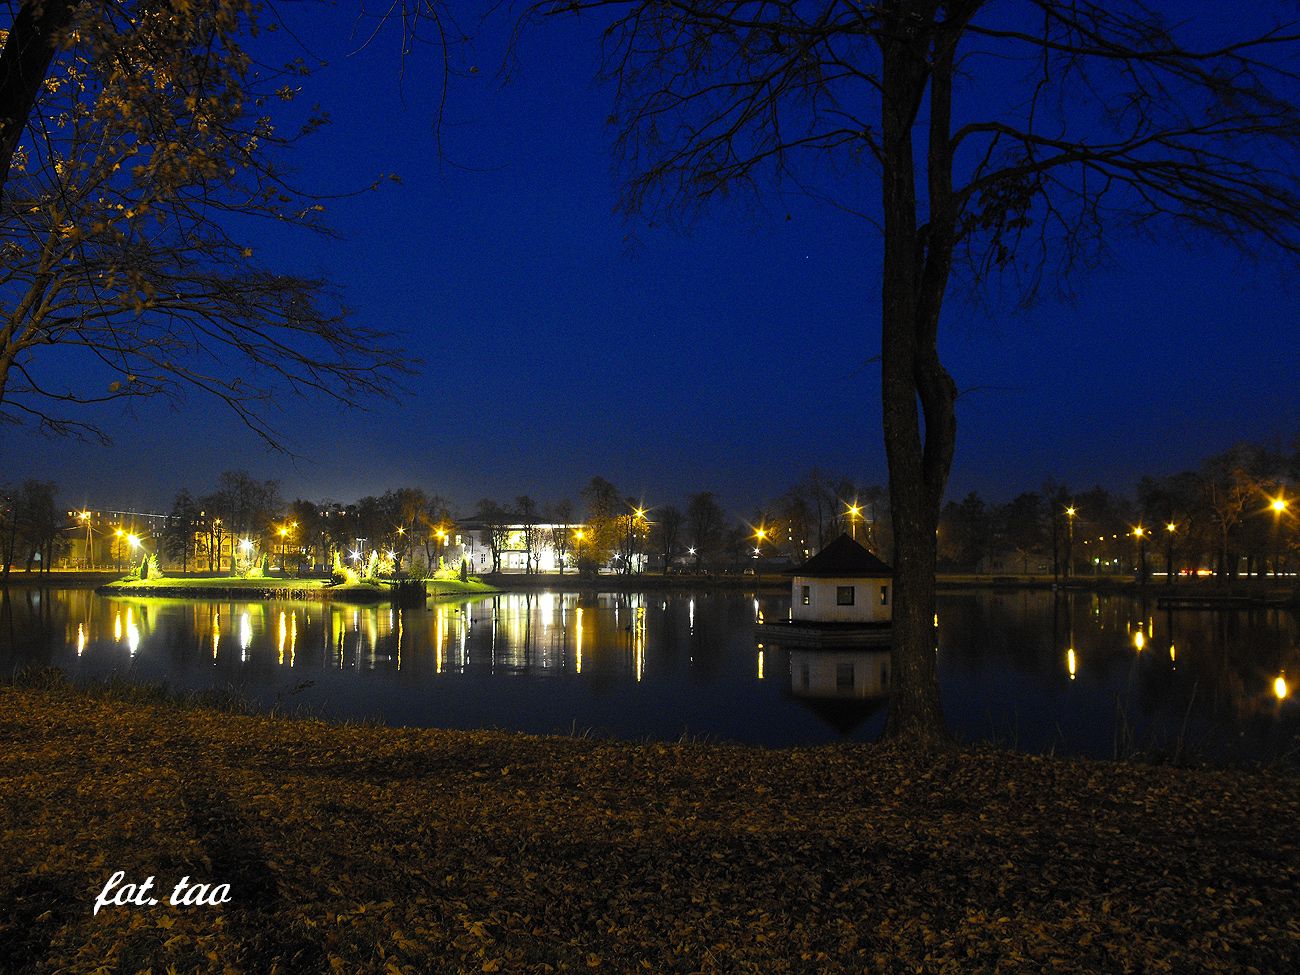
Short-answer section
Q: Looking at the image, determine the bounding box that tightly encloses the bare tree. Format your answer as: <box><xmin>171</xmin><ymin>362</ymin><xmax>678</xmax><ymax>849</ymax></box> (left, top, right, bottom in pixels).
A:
<box><xmin>652</xmin><ymin>503</ymin><xmax>684</xmax><ymax>572</ymax></box>
<box><xmin>685</xmin><ymin>491</ymin><xmax>724</xmax><ymax>572</ymax></box>
<box><xmin>545</xmin><ymin>498</ymin><xmax>575</xmax><ymax>574</ymax></box>
<box><xmin>536</xmin><ymin>0</ymin><xmax>1300</xmax><ymax>746</ymax></box>
<box><xmin>475</xmin><ymin>498</ymin><xmax>511</xmax><ymax>573</ymax></box>
<box><xmin>516</xmin><ymin>495</ymin><xmax>542</xmax><ymax>573</ymax></box>
<box><xmin>0</xmin><ymin>1</ymin><xmax>409</xmax><ymax>445</ymax></box>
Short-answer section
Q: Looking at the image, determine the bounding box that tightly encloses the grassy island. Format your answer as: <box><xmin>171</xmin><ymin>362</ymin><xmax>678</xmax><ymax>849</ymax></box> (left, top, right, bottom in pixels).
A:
<box><xmin>96</xmin><ymin>575</ymin><xmax>500</xmax><ymax>603</ymax></box>
<box><xmin>1</xmin><ymin>681</ymin><xmax>1296</xmax><ymax>974</ymax></box>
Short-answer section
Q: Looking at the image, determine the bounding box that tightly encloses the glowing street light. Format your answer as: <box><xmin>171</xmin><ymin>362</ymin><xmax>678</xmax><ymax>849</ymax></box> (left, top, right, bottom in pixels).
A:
<box><xmin>846</xmin><ymin>503</ymin><xmax>863</xmax><ymax>541</ymax></box>
<box><xmin>1064</xmin><ymin>506</ymin><xmax>1076</xmax><ymax>580</ymax></box>
<box><xmin>1131</xmin><ymin>525</ymin><xmax>1147</xmax><ymax>584</ymax></box>
<box><xmin>277</xmin><ymin>524</ymin><xmax>292</xmax><ymax>572</ymax></box>
<box><xmin>1160</xmin><ymin>521</ymin><xmax>1177</xmax><ymax>584</ymax></box>
<box><xmin>77</xmin><ymin>511</ymin><xmax>94</xmax><ymax>569</ymax></box>
<box><xmin>1270</xmin><ymin>494</ymin><xmax>1289</xmax><ymax>578</ymax></box>
<box><xmin>1275</xmin><ymin>674</ymin><xmax>1289</xmax><ymax>701</ymax></box>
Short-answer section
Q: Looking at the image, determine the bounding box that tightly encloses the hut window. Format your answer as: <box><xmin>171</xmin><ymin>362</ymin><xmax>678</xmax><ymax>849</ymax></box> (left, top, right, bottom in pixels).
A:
<box><xmin>836</xmin><ymin>586</ymin><xmax>855</xmax><ymax>606</ymax></box>
<box><xmin>836</xmin><ymin>663</ymin><xmax>854</xmax><ymax>690</ymax></box>
<box><xmin>800</xmin><ymin>585</ymin><xmax>810</xmax><ymax>606</ymax></box>
<box><xmin>880</xmin><ymin>585</ymin><xmax>889</xmax><ymax>605</ymax></box>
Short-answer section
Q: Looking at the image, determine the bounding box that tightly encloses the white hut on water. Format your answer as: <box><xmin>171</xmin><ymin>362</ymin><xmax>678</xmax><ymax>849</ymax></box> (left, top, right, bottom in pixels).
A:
<box><xmin>760</xmin><ymin>534</ymin><xmax>893</xmax><ymax>646</ymax></box>
<box><xmin>791</xmin><ymin>533</ymin><xmax>893</xmax><ymax>624</ymax></box>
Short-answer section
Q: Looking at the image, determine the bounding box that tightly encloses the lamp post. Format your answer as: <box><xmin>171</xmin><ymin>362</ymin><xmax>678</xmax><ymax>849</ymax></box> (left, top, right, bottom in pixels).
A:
<box><xmin>126</xmin><ymin>533</ymin><xmax>142</xmax><ymax>574</ymax></box>
<box><xmin>573</xmin><ymin>527</ymin><xmax>586</xmax><ymax>574</ymax></box>
<box><xmin>622</xmin><ymin>506</ymin><xmax>646</xmax><ymax>575</ymax></box>
<box><xmin>1165</xmin><ymin>522</ymin><xmax>1177</xmax><ymax>584</ymax></box>
<box><xmin>1132</xmin><ymin>526</ymin><xmax>1147</xmax><ymax>585</ymax></box>
<box><xmin>1064</xmin><ymin>506</ymin><xmax>1076</xmax><ymax>580</ymax></box>
<box><xmin>1066</xmin><ymin>506</ymin><xmax>1077</xmax><ymax>571</ymax></box>
<box><xmin>435</xmin><ymin>527</ymin><xmax>448</xmax><ymax>569</ymax></box>
<box><xmin>846</xmin><ymin>503</ymin><xmax>862</xmax><ymax>541</ymax></box>
<box><xmin>79</xmin><ymin>511</ymin><xmax>93</xmax><ymax>569</ymax></box>
<box><xmin>1272</xmin><ymin>496</ymin><xmax>1288</xmax><ymax>579</ymax></box>
<box><xmin>754</xmin><ymin>526</ymin><xmax>768</xmax><ymax>573</ymax></box>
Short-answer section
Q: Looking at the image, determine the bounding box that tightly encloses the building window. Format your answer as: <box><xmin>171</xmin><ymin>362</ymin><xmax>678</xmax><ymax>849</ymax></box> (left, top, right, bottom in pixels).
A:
<box><xmin>836</xmin><ymin>586</ymin><xmax>855</xmax><ymax>606</ymax></box>
<box><xmin>836</xmin><ymin>663</ymin><xmax>854</xmax><ymax>690</ymax></box>
<box><xmin>801</xmin><ymin>585</ymin><xmax>810</xmax><ymax>606</ymax></box>
<box><xmin>880</xmin><ymin>585</ymin><xmax>889</xmax><ymax>605</ymax></box>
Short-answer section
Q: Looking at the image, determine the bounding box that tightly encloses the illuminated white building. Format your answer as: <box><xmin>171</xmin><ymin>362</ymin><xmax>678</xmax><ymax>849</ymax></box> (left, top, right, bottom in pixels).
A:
<box><xmin>790</xmin><ymin>533</ymin><xmax>893</xmax><ymax>624</ymax></box>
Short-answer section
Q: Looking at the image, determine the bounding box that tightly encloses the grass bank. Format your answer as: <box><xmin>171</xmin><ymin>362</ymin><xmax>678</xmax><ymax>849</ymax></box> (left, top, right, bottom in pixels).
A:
<box><xmin>95</xmin><ymin>575</ymin><xmax>500</xmax><ymax>603</ymax></box>
<box><xmin>1</xmin><ymin>682</ymin><xmax>1296</xmax><ymax>974</ymax></box>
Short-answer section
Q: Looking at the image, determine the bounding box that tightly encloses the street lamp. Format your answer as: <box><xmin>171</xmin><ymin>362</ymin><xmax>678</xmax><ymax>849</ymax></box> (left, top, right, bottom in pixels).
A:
<box><xmin>78</xmin><ymin>511</ymin><xmax>93</xmax><ymax>569</ymax></box>
<box><xmin>1165</xmin><ymin>522</ymin><xmax>1177</xmax><ymax>584</ymax></box>
<box><xmin>1132</xmin><ymin>526</ymin><xmax>1147</xmax><ymax>584</ymax></box>
<box><xmin>1271</xmin><ymin>496</ymin><xmax>1289</xmax><ymax>579</ymax></box>
<box><xmin>846</xmin><ymin>503</ymin><xmax>862</xmax><ymax>541</ymax></box>
<box><xmin>1064</xmin><ymin>506</ymin><xmax>1076</xmax><ymax>580</ymax></box>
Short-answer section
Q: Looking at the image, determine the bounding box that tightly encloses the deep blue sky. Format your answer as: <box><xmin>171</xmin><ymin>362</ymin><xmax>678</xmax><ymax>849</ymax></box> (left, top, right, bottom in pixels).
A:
<box><xmin>3</xmin><ymin>3</ymin><xmax>1297</xmax><ymax>516</ymax></box>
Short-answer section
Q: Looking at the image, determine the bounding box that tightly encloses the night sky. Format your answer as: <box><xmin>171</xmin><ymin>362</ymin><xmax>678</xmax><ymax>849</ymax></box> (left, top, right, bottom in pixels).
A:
<box><xmin>3</xmin><ymin>2</ymin><xmax>1296</xmax><ymax>516</ymax></box>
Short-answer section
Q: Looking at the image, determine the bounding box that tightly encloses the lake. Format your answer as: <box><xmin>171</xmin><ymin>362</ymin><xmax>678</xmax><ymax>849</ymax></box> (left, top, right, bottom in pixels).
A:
<box><xmin>2</xmin><ymin>585</ymin><xmax>1296</xmax><ymax>763</ymax></box>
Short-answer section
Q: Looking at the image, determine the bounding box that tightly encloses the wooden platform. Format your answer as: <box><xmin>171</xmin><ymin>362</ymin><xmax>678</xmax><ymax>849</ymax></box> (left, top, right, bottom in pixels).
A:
<box><xmin>755</xmin><ymin>621</ymin><xmax>893</xmax><ymax>647</ymax></box>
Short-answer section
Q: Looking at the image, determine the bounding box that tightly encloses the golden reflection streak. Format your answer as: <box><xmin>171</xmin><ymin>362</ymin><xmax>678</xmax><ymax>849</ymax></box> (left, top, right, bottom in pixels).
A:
<box><xmin>125</xmin><ymin>610</ymin><xmax>140</xmax><ymax>657</ymax></box>
<box><xmin>290</xmin><ymin>612</ymin><xmax>297</xmax><ymax>666</ymax></box>
<box><xmin>240</xmin><ymin>611</ymin><xmax>252</xmax><ymax>660</ymax></box>
<box><xmin>114</xmin><ymin>611</ymin><xmax>122</xmax><ymax>643</ymax></box>
<box><xmin>396</xmin><ymin>609</ymin><xmax>403</xmax><ymax>671</ymax></box>
<box><xmin>575</xmin><ymin>606</ymin><xmax>583</xmax><ymax>674</ymax></box>
<box><xmin>1133</xmin><ymin>631</ymin><xmax>1145</xmax><ymax>652</ymax></box>
<box><xmin>77</xmin><ymin>623</ymin><xmax>86</xmax><ymax>657</ymax></box>
<box><xmin>757</xmin><ymin>645</ymin><xmax>765</xmax><ymax>680</ymax></box>
<box><xmin>213</xmin><ymin>612</ymin><xmax>220</xmax><ymax>660</ymax></box>
<box><xmin>635</xmin><ymin>605</ymin><xmax>645</xmax><ymax>682</ymax></box>
<box><xmin>278</xmin><ymin>611</ymin><xmax>287</xmax><ymax>665</ymax></box>
<box><xmin>1169</xmin><ymin>643</ymin><xmax>1176</xmax><ymax>664</ymax></box>
<box><xmin>1067</xmin><ymin>647</ymin><xmax>1076</xmax><ymax>680</ymax></box>
<box><xmin>435</xmin><ymin>605</ymin><xmax>444</xmax><ymax>674</ymax></box>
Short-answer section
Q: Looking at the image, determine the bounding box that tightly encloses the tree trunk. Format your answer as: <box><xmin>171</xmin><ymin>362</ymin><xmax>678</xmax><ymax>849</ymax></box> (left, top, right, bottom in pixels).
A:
<box><xmin>0</xmin><ymin>0</ymin><xmax>74</xmax><ymax>205</ymax></box>
<box><xmin>877</xmin><ymin>16</ymin><xmax>955</xmax><ymax>749</ymax></box>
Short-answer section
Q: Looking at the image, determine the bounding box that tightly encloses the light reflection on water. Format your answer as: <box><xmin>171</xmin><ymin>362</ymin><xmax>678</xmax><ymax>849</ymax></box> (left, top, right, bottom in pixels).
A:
<box><xmin>0</xmin><ymin>586</ymin><xmax>1296</xmax><ymax>760</ymax></box>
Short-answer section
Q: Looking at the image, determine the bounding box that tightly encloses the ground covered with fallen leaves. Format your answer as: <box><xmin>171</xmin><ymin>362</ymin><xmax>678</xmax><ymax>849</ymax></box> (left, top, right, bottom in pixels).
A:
<box><xmin>2</xmin><ymin>684</ymin><xmax>1297</xmax><ymax>974</ymax></box>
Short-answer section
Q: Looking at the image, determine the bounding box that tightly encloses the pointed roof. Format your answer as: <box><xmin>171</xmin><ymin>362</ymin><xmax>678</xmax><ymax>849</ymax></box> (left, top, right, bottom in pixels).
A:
<box><xmin>789</xmin><ymin>533</ymin><xmax>892</xmax><ymax>577</ymax></box>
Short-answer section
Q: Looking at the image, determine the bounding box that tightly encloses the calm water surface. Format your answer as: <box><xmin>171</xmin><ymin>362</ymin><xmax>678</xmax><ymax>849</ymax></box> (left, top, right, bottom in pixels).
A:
<box><xmin>2</xmin><ymin>586</ymin><xmax>1296</xmax><ymax>762</ymax></box>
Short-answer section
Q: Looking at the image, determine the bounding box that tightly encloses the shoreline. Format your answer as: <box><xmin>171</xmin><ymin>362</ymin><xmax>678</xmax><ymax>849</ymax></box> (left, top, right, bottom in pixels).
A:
<box><xmin>1</xmin><ymin>680</ymin><xmax>1297</xmax><ymax>973</ymax></box>
<box><xmin>2</xmin><ymin>568</ymin><xmax>1294</xmax><ymax>609</ymax></box>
